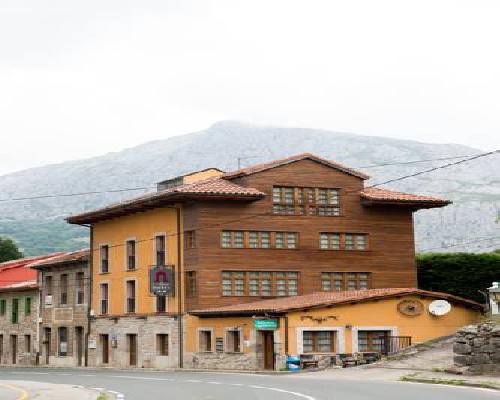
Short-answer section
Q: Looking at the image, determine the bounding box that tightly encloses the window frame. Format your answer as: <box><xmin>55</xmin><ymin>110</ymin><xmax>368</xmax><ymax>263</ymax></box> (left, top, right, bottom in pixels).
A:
<box><xmin>186</xmin><ymin>271</ymin><xmax>197</xmax><ymax>298</ymax></box>
<box><xmin>99</xmin><ymin>282</ymin><xmax>109</xmax><ymax>315</ymax></box>
<box><xmin>11</xmin><ymin>298</ymin><xmax>19</xmax><ymax>324</ymax></box>
<box><xmin>125</xmin><ymin>279</ymin><xmax>137</xmax><ymax>314</ymax></box>
<box><xmin>100</xmin><ymin>244</ymin><xmax>110</xmax><ymax>273</ymax></box>
<box><xmin>76</xmin><ymin>272</ymin><xmax>85</xmax><ymax>305</ymax></box>
<box><xmin>154</xmin><ymin>234</ymin><xmax>167</xmax><ymax>266</ymax></box>
<box><xmin>222</xmin><ymin>271</ymin><xmax>299</xmax><ymax>297</ymax></box>
<box><xmin>225</xmin><ymin>328</ymin><xmax>242</xmax><ymax>353</ymax></box>
<box><xmin>156</xmin><ymin>333</ymin><xmax>169</xmax><ymax>356</ymax></box>
<box><xmin>197</xmin><ymin>328</ymin><xmax>214</xmax><ymax>353</ymax></box>
<box><xmin>319</xmin><ymin>233</ymin><xmax>369</xmax><ymax>251</ymax></box>
<box><xmin>272</xmin><ymin>186</ymin><xmax>341</xmax><ymax>216</ymax></box>
<box><xmin>302</xmin><ymin>330</ymin><xmax>336</xmax><ymax>353</ymax></box>
<box><xmin>58</xmin><ymin>326</ymin><xmax>68</xmax><ymax>357</ymax></box>
<box><xmin>24</xmin><ymin>297</ymin><xmax>31</xmax><ymax>316</ymax></box>
<box><xmin>125</xmin><ymin>239</ymin><xmax>137</xmax><ymax>270</ymax></box>
<box><xmin>220</xmin><ymin>231</ymin><xmax>299</xmax><ymax>249</ymax></box>
<box><xmin>60</xmin><ymin>274</ymin><xmax>68</xmax><ymax>305</ymax></box>
<box><xmin>184</xmin><ymin>230</ymin><xmax>196</xmax><ymax>249</ymax></box>
<box><xmin>321</xmin><ymin>272</ymin><xmax>371</xmax><ymax>291</ymax></box>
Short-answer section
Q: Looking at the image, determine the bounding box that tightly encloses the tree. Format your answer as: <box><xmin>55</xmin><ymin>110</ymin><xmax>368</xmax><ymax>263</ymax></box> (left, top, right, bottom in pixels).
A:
<box><xmin>0</xmin><ymin>237</ymin><xmax>23</xmax><ymax>263</ymax></box>
<box><xmin>417</xmin><ymin>252</ymin><xmax>500</xmax><ymax>303</ymax></box>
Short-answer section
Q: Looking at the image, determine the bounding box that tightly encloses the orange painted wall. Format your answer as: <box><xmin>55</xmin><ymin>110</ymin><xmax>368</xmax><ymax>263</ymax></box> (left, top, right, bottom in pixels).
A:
<box><xmin>186</xmin><ymin>295</ymin><xmax>480</xmax><ymax>355</ymax></box>
<box><xmin>91</xmin><ymin>206</ymin><xmax>183</xmax><ymax>316</ymax></box>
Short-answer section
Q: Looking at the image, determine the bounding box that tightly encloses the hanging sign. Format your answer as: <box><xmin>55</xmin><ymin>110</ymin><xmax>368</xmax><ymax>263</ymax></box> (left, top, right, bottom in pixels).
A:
<box><xmin>150</xmin><ymin>265</ymin><xmax>175</xmax><ymax>296</ymax></box>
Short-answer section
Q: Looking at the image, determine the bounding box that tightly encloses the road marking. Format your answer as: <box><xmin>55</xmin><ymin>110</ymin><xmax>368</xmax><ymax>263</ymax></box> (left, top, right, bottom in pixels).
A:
<box><xmin>78</xmin><ymin>374</ymin><xmax>96</xmax><ymax>377</ymax></box>
<box><xmin>0</xmin><ymin>383</ymin><xmax>29</xmax><ymax>400</ymax></box>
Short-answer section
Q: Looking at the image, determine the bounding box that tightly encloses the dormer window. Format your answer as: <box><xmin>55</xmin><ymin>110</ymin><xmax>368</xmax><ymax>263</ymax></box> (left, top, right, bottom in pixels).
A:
<box><xmin>272</xmin><ymin>186</ymin><xmax>340</xmax><ymax>216</ymax></box>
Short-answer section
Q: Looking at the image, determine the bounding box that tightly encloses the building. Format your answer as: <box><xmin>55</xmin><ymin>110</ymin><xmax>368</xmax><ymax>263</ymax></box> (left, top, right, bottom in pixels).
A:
<box><xmin>488</xmin><ymin>282</ymin><xmax>500</xmax><ymax>315</ymax></box>
<box><xmin>66</xmin><ymin>153</ymin><xmax>454</xmax><ymax>369</ymax></box>
<box><xmin>0</xmin><ymin>254</ymin><xmax>60</xmax><ymax>365</ymax></box>
<box><xmin>186</xmin><ymin>288</ymin><xmax>481</xmax><ymax>370</ymax></box>
<box><xmin>30</xmin><ymin>249</ymin><xmax>90</xmax><ymax>367</ymax></box>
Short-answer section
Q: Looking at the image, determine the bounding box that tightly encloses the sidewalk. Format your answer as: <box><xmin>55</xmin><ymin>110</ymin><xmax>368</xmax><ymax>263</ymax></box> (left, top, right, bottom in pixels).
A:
<box><xmin>0</xmin><ymin>380</ymin><xmax>107</xmax><ymax>400</ymax></box>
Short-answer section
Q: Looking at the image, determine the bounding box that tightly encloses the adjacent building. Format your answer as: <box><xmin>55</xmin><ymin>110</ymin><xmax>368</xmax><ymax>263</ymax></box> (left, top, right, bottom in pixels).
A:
<box><xmin>0</xmin><ymin>254</ymin><xmax>60</xmax><ymax>365</ymax></box>
<box><xmin>30</xmin><ymin>249</ymin><xmax>90</xmax><ymax>367</ymax></box>
<box><xmin>65</xmin><ymin>153</ymin><xmax>473</xmax><ymax>370</ymax></box>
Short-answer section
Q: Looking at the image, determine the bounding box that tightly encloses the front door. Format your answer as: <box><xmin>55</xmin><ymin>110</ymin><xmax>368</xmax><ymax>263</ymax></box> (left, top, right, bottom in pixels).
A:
<box><xmin>100</xmin><ymin>334</ymin><xmax>109</xmax><ymax>364</ymax></box>
<box><xmin>262</xmin><ymin>331</ymin><xmax>274</xmax><ymax>370</ymax></box>
<box><xmin>44</xmin><ymin>328</ymin><xmax>51</xmax><ymax>365</ymax></box>
<box><xmin>128</xmin><ymin>334</ymin><xmax>137</xmax><ymax>366</ymax></box>
<box><xmin>75</xmin><ymin>327</ymin><xmax>83</xmax><ymax>366</ymax></box>
<box><xmin>10</xmin><ymin>335</ymin><xmax>17</xmax><ymax>364</ymax></box>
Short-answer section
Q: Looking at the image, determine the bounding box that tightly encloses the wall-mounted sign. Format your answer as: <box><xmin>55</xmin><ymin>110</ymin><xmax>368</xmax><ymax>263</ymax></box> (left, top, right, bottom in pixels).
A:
<box><xmin>429</xmin><ymin>300</ymin><xmax>452</xmax><ymax>316</ymax></box>
<box><xmin>88</xmin><ymin>339</ymin><xmax>97</xmax><ymax>349</ymax></box>
<box><xmin>150</xmin><ymin>265</ymin><xmax>175</xmax><ymax>296</ymax></box>
<box><xmin>254</xmin><ymin>319</ymin><xmax>278</xmax><ymax>330</ymax></box>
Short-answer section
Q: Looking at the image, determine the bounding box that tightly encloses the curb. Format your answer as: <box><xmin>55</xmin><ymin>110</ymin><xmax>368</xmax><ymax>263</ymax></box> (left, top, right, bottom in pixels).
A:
<box><xmin>399</xmin><ymin>375</ymin><xmax>500</xmax><ymax>391</ymax></box>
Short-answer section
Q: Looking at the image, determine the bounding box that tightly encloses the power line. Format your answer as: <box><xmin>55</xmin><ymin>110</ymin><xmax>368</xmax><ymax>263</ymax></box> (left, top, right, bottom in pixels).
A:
<box><xmin>0</xmin><ymin>151</ymin><xmax>497</xmax><ymax>203</ymax></box>
<box><xmin>355</xmin><ymin>154</ymin><xmax>479</xmax><ymax>169</ymax></box>
<box><xmin>363</xmin><ymin>150</ymin><xmax>499</xmax><ymax>190</ymax></box>
<box><xmin>419</xmin><ymin>236</ymin><xmax>500</xmax><ymax>252</ymax></box>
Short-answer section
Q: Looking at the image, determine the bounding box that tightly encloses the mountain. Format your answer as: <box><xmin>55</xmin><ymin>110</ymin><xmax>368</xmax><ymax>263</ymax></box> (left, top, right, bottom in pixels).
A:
<box><xmin>0</xmin><ymin>121</ymin><xmax>498</xmax><ymax>256</ymax></box>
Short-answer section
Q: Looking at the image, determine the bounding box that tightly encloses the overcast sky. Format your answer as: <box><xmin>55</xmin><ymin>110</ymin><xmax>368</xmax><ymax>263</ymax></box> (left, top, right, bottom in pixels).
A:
<box><xmin>1</xmin><ymin>0</ymin><xmax>499</xmax><ymax>175</ymax></box>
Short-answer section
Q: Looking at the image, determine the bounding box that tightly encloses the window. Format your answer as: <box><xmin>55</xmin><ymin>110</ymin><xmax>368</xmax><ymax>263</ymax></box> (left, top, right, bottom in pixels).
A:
<box><xmin>345</xmin><ymin>234</ymin><xmax>368</xmax><ymax>250</ymax></box>
<box><xmin>0</xmin><ymin>299</ymin><xmax>6</xmax><ymax>316</ymax></box>
<box><xmin>126</xmin><ymin>280</ymin><xmax>136</xmax><ymax>313</ymax></box>
<box><xmin>184</xmin><ymin>230</ymin><xmax>196</xmax><ymax>249</ymax></box>
<box><xmin>321</xmin><ymin>272</ymin><xmax>371</xmax><ymax>291</ymax></box>
<box><xmin>222</xmin><ymin>271</ymin><xmax>299</xmax><ymax>296</ymax></box>
<box><xmin>60</xmin><ymin>274</ymin><xmax>68</xmax><ymax>305</ymax></box>
<box><xmin>319</xmin><ymin>233</ymin><xmax>368</xmax><ymax>250</ymax></box>
<box><xmin>100</xmin><ymin>245</ymin><xmax>109</xmax><ymax>273</ymax></box>
<box><xmin>155</xmin><ymin>235</ymin><xmax>166</xmax><ymax>266</ymax></box>
<box><xmin>45</xmin><ymin>275</ymin><xmax>53</xmax><ymax>296</ymax></box>
<box><xmin>156</xmin><ymin>334</ymin><xmax>169</xmax><ymax>356</ymax></box>
<box><xmin>357</xmin><ymin>331</ymin><xmax>389</xmax><ymax>353</ymax></box>
<box><xmin>272</xmin><ymin>186</ymin><xmax>341</xmax><ymax>216</ymax></box>
<box><xmin>186</xmin><ymin>271</ymin><xmax>197</xmax><ymax>297</ymax></box>
<box><xmin>226</xmin><ymin>329</ymin><xmax>241</xmax><ymax>353</ymax></box>
<box><xmin>24</xmin><ymin>335</ymin><xmax>31</xmax><ymax>353</ymax></box>
<box><xmin>76</xmin><ymin>272</ymin><xmax>85</xmax><ymax>304</ymax></box>
<box><xmin>221</xmin><ymin>231</ymin><xmax>299</xmax><ymax>249</ymax></box>
<box><xmin>199</xmin><ymin>330</ymin><xmax>212</xmax><ymax>352</ymax></box>
<box><xmin>100</xmin><ymin>283</ymin><xmax>109</xmax><ymax>314</ymax></box>
<box><xmin>302</xmin><ymin>331</ymin><xmax>336</xmax><ymax>353</ymax></box>
<box><xmin>24</xmin><ymin>297</ymin><xmax>31</xmax><ymax>316</ymax></box>
<box><xmin>156</xmin><ymin>295</ymin><xmax>166</xmax><ymax>313</ymax></box>
<box><xmin>58</xmin><ymin>327</ymin><xmax>68</xmax><ymax>356</ymax></box>
<box><xmin>126</xmin><ymin>240</ymin><xmax>136</xmax><ymax>270</ymax></box>
<box><xmin>11</xmin><ymin>299</ymin><xmax>18</xmax><ymax>323</ymax></box>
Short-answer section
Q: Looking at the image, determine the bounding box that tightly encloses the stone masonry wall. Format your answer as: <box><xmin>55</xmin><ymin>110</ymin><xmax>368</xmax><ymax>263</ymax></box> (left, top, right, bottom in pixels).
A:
<box><xmin>454</xmin><ymin>321</ymin><xmax>500</xmax><ymax>375</ymax></box>
<box><xmin>0</xmin><ymin>289</ymin><xmax>39</xmax><ymax>366</ymax></box>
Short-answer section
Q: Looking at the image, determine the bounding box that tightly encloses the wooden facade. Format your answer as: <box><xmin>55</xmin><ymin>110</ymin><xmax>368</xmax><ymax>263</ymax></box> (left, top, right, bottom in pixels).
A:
<box><xmin>183</xmin><ymin>159</ymin><xmax>417</xmax><ymax>311</ymax></box>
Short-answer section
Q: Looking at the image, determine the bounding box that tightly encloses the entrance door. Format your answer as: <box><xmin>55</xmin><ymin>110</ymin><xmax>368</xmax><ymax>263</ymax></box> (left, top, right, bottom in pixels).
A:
<box><xmin>0</xmin><ymin>335</ymin><xmax>3</xmax><ymax>363</ymax></box>
<box><xmin>75</xmin><ymin>327</ymin><xmax>83</xmax><ymax>366</ymax></box>
<box><xmin>262</xmin><ymin>331</ymin><xmax>274</xmax><ymax>370</ymax></box>
<box><xmin>100</xmin><ymin>334</ymin><xmax>109</xmax><ymax>364</ymax></box>
<box><xmin>44</xmin><ymin>328</ymin><xmax>51</xmax><ymax>365</ymax></box>
<box><xmin>127</xmin><ymin>334</ymin><xmax>137</xmax><ymax>366</ymax></box>
<box><xmin>10</xmin><ymin>335</ymin><xmax>17</xmax><ymax>364</ymax></box>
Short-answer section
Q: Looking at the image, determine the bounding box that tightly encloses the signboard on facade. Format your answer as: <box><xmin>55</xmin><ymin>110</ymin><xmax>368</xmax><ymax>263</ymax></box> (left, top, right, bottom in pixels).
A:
<box><xmin>150</xmin><ymin>265</ymin><xmax>175</xmax><ymax>296</ymax></box>
<box><xmin>254</xmin><ymin>319</ymin><xmax>278</xmax><ymax>330</ymax></box>
<box><xmin>88</xmin><ymin>339</ymin><xmax>97</xmax><ymax>349</ymax></box>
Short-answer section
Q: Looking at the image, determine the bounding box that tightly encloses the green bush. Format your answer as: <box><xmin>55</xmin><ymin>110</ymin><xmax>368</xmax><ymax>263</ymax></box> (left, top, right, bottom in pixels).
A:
<box><xmin>417</xmin><ymin>252</ymin><xmax>500</xmax><ymax>303</ymax></box>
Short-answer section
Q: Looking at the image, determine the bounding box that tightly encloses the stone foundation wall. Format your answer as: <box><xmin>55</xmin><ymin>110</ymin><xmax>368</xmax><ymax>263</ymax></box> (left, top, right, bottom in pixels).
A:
<box><xmin>184</xmin><ymin>351</ymin><xmax>258</xmax><ymax>370</ymax></box>
<box><xmin>88</xmin><ymin>315</ymin><xmax>179</xmax><ymax>369</ymax></box>
<box><xmin>454</xmin><ymin>321</ymin><xmax>500</xmax><ymax>375</ymax></box>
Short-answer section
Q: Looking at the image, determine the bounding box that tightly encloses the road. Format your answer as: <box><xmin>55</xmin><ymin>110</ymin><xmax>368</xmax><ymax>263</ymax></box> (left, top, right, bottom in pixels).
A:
<box><xmin>0</xmin><ymin>367</ymin><xmax>497</xmax><ymax>400</ymax></box>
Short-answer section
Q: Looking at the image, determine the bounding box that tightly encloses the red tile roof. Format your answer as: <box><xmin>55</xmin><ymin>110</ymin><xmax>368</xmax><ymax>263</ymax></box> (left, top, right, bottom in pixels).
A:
<box><xmin>29</xmin><ymin>249</ymin><xmax>89</xmax><ymax>269</ymax></box>
<box><xmin>190</xmin><ymin>288</ymin><xmax>480</xmax><ymax>316</ymax></box>
<box><xmin>67</xmin><ymin>177</ymin><xmax>265</xmax><ymax>224</ymax></box>
<box><xmin>0</xmin><ymin>253</ymin><xmax>63</xmax><ymax>291</ymax></box>
<box><xmin>360</xmin><ymin>187</ymin><xmax>451</xmax><ymax>208</ymax></box>
<box><xmin>223</xmin><ymin>153</ymin><xmax>370</xmax><ymax>180</ymax></box>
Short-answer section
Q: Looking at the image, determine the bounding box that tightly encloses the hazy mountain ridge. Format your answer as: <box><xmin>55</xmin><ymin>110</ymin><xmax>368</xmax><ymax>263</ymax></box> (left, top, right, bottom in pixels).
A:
<box><xmin>0</xmin><ymin>121</ymin><xmax>498</xmax><ymax>255</ymax></box>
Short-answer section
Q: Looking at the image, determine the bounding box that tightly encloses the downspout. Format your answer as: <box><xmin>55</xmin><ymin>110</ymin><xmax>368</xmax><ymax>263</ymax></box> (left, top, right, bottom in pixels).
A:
<box><xmin>284</xmin><ymin>315</ymin><xmax>289</xmax><ymax>355</ymax></box>
<box><xmin>86</xmin><ymin>225</ymin><xmax>93</xmax><ymax>367</ymax></box>
<box><xmin>176</xmin><ymin>206</ymin><xmax>183</xmax><ymax>368</ymax></box>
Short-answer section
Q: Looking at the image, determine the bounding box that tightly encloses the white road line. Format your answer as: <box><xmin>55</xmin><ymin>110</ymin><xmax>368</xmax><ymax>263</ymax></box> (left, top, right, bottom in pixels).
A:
<box><xmin>110</xmin><ymin>375</ymin><xmax>174</xmax><ymax>381</ymax></box>
<box><xmin>78</xmin><ymin>374</ymin><xmax>96</xmax><ymax>377</ymax></box>
<box><xmin>206</xmin><ymin>381</ymin><xmax>223</xmax><ymax>385</ymax></box>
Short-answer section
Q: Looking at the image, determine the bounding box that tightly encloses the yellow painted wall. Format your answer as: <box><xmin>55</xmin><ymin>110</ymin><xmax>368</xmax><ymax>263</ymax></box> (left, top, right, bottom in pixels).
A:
<box><xmin>186</xmin><ymin>295</ymin><xmax>480</xmax><ymax>355</ymax></box>
<box><xmin>92</xmin><ymin>206</ymin><xmax>183</xmax><ymax>315</ymax></box>
<box><xmin>184</xmin><ymin>169</ymin><xmax>223</xmax><ymax>184</ymax></box>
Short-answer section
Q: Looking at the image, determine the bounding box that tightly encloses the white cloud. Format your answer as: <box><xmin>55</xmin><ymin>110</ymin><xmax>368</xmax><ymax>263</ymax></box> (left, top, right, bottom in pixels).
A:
<box><xmin>0</xmin><ymin>0</ymin><xmax>499</xmax><ymax>174</ymax></box>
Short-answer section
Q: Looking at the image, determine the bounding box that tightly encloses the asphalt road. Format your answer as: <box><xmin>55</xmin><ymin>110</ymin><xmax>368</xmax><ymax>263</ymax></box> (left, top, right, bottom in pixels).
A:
<box><xmin>0</xmin><ymin>382</ymin><xmax>23</xmax><ymax>400</ymax></box>
<box><xmin>0</xmin><ymin>368</ymin><xmax>497</xmax><ymax>400</ymax></box>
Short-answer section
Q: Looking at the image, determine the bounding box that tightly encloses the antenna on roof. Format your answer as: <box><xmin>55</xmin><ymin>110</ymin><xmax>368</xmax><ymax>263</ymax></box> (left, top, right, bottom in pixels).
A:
<box><xmin>237</xmin><ymin>156</ymin><xmax>258</xmax><ymax>170</ymax></box>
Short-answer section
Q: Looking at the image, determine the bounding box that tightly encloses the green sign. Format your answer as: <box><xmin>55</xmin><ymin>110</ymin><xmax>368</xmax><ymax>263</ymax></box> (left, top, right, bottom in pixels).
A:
<box><xmin>254</xmin><ymin>319</ymin><xmax>278</xmax><ymax>330</ymax></box>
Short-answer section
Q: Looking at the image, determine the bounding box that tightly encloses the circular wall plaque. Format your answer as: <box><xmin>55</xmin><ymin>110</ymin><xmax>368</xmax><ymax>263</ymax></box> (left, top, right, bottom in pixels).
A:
<box><xmin>397</xmin><ymin>300</ymin><xmax>424</xmax><ymax>317</ymax></box>
<box><xmin>428</xmin><ymin>300</ymin><xmax>452</xmax><ymax>316</ymax></box>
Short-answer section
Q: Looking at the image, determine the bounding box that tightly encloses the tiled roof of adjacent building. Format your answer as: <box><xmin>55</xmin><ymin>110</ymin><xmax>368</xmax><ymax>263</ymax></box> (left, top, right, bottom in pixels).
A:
<box><xmin>360</xmin><ymin>187</ymin><xmax>451</xmax><ymax>207</ymax></box>
<box><xmin>190</xmin><ymin>288</ymin><xmax>481</xmax><ymax>316</ymax></box>
<box><xmin>223</xmin><ymin>153</ymin><xmax>370</xmax><ymax>180</ymax></box>
<box><xmin>0</xmin><ymin>253</ymin><xmax>63</xmax><ymax>291</ymax></box>
<box><xmin>29</xmin><ymin>249</ymin><xmax>89</xmax><ymax>269</ymax></box>
<box><xmin>66</xmin><ymin>177</ymin><xmax>265</xmax><ymax>224</ymax></box>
